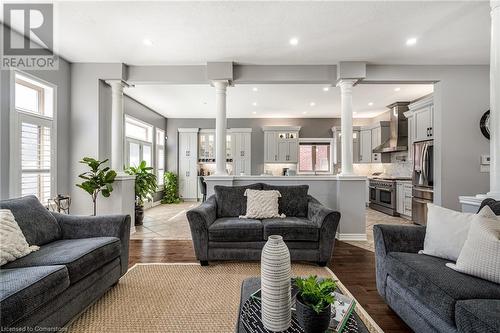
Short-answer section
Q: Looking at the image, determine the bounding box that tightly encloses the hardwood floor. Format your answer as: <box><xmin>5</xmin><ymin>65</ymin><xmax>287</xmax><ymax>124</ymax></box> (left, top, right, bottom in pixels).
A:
<box><xmin>129</xmin><ymin>239</ymin><xmax>412</xmax><ymax>333</ymax></box>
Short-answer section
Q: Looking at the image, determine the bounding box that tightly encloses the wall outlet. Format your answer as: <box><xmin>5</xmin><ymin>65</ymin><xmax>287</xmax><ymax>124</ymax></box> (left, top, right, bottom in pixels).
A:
<box><xmin>480</xmin><ymin>155</ymin><xmax>491</xmax><ymax>165</ymax></box>
<box><xmin>480</xmin><ymin>165</ymin><xmax>490</xmax><ymax>173</ymax></box>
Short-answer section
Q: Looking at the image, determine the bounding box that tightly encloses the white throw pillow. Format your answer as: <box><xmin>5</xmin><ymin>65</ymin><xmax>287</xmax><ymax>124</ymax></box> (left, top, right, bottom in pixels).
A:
<box><xmin>419</xmin><ymin>204</ymin><xmax>496</xmax><ymax>261</ymax></box>
<box><xmin>240</xmin><ymin>189</ymin><xmax>286</xmax><ymax>219</ymax></box>
<box><xmin>0</xmin><ymin>209</ymin><xmax>39</xmax><ymax>266</ymax></box>
<box><xmin>446</xmin><ymin>209</ymin><xmax>500</xmax><ymax>283</ymax></box>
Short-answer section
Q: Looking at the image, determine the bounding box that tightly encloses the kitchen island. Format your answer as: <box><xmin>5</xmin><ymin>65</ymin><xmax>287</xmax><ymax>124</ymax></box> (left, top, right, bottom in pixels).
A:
<box><xmin>204</xmin><ymin>175</ymin><xmax>367</xmax><ymax>240</ymax></box>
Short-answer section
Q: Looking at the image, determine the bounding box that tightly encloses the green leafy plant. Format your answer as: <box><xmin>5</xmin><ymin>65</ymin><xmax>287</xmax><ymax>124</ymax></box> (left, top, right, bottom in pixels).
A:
<box><xmin>161</xmin><ymin>171</ymin><xmax>181</xmax><ymax>204</ymax></box>
<box><xmin>295</xmin><ymin>276</ymin><xmax>337</xmax><ymax>314</ymax></box>
<box><xmin>76</xmin><ymin>157</ymin><xmax>117</xmax><ymax>216</ymax></box>
<box><xmin>125</xmin><ymin>161</ymin><xmax>158</xmax><ymax>207</ymax></box>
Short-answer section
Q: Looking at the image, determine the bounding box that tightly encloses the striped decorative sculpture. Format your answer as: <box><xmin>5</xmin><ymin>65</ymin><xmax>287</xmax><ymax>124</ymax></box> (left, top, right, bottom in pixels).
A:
<box><xmin>261</xmin><ymin>235</ymin><xmax>291</xmax><ymax>331</ymax></box>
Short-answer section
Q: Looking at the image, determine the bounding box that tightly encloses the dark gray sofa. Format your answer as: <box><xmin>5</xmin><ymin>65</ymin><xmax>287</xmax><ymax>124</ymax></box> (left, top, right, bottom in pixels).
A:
<box><xmin>0</xmin><ymin>195</ymin><xmax>131</xmax><ymax>331</ymax></box>
<box><xmin>374</xmin><ymin>198</ymin><xmax>500</xmax><ymax>333</ymax></box>
<box><xmin>187</xmin><ymin>183</ymin><xmax>340</xmax><ymax>266</ymax></box>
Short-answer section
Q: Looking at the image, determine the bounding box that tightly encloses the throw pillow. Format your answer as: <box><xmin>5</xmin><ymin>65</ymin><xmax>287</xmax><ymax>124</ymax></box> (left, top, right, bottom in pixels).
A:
<box><xmin>0</xmin><ymin>209</ymin><xmax>39</xmax><ymax>266</ymax></box>
<box><xmin>240</xmin><ymin>189</ymin><xmax>286</xmax><ymax>219</ymax></box>
<box><xmin>446</xmin><ymin>210</ymin><xmax>500</xmax><ymax>284</ymax></box>
<box><xmin>419</xmin><ymin>204</ymin><xmax>496</xmax><ymax>261</ymax></box>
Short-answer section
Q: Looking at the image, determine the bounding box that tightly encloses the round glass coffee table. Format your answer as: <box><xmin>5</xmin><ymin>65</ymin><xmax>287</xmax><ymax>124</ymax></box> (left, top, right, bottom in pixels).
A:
<box><xmin>236</xmin><ymin>277</ymin><xmax>371</xmax><ymax>333</ymax></box>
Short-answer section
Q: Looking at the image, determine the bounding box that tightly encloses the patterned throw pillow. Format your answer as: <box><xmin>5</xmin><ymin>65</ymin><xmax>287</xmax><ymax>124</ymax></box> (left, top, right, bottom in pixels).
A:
<box><xmin>0</xmin><ymin>209</ymin><xmax>39</xmax><ymax>266</ymax></box>
<box><xmin>239</xmin><ymin>189</ymin><xmax>286</xmax><ymax>219</ymax></box>
<box><xmin>446</xmin><ymin>207</ymin><xmax>500</xmax><ymax>284</ymax></box>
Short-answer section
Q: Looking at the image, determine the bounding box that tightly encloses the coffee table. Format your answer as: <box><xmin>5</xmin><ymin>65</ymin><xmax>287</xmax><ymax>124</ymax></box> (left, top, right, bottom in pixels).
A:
<box><xmin>236</xmin><ymin>277</ymin><xmax>380</xmax><ymax>333</ymax></box>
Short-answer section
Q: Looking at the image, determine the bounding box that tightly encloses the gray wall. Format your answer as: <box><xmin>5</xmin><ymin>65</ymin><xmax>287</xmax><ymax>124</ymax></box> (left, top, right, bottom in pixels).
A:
<box><xmin>166</xmin><ymin>118</ymin><xmax>342</xmax><ymax>176</ymax></box>
<box><xmin>70</xmin><ymin>63</ymin><xmax>126</xmax><ymax>214</ymax></box>
<box><xmin>0</xmin><ymin>59</ymin><xmax>72</xmax><ymax>200</ymax></box>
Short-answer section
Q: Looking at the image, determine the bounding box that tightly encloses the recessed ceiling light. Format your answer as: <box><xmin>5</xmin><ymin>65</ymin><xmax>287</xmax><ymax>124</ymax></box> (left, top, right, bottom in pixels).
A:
<box><xmin>406</xmin><ymin>37</ymin><xmax>417</xmax><ymax>46</ymax></box>
<box><xmin>303</xmin><ymin>111</ymin><xmax>307</xmax><ymax>114</ymax></box>
<box><xmin>289</xmin><ymin>37</ymin><xmax>299</xmax><ymax>46</ymax></box>
<box><xmin>353</xmin><ymin>111</ymin><xmax>358</xmax><ymax>115</ymax></box>
<box><xmin>368</xmin><ymin>102</ymin><xmax>374</xmax><ymax>106</ymax></box>
<box><xmin>143</xmin><ymin>38</ymin><xmax>153</xmax><ymax>46</ymax></box>
<box><xmin>309</xmin><ymin>102</ymin><xmax>316</xmax><ymax>107</ymax></box>
<box><xmin>323</xmin><ymin>87</ymin><xmax>330</xmax><ymax>92</ymax></box>
<box><xmin>394</xmin><ymin>87</ymin><xmax>401</xmax><ymax>92</ymax></box>
<box><xmin>252</xmin><ymin>111</ymin><xmax>257</xmax><ymax>114</ymax></box>
<box><xmin>252</xmin><ymin>87</ymin><xmax>258</xmax><ymax>92</ymax></box>
<box><xmin>252</xmin><ymin>102</ymin><xmax>258</xmax><ymax>106</ymax></box>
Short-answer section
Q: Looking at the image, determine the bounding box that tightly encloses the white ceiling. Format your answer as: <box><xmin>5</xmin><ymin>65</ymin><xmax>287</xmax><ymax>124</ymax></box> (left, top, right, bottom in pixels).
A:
<box><xmin>124</xmin><ymin>83</ymin><xmax>434</xmax><ymax>118</ymax></box>
<box><xmin>50</xmin><ymin>1</ymin><xmax>490</xmax><ymax>65</ymax></box>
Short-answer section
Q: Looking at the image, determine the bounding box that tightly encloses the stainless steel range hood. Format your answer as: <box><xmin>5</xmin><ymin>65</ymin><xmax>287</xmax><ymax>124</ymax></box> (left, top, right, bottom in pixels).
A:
<box><xmin>373</xmin><ymin>102</ymin><xmax>410</xmax><ymax>153</ymax></box>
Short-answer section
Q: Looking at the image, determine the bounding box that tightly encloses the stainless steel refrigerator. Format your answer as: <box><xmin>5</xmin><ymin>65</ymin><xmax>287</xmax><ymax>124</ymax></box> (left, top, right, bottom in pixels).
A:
<box><xmin>412</xmin><ymin>140</ymin><xmax>434</xmax><ymax>225</ymax></box>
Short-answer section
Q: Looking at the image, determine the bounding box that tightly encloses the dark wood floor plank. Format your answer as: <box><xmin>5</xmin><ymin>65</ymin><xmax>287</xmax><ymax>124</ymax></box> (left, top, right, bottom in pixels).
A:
<box><xmin>128</xmin><ymin>239</ymin><xmax>412</xmax><ymax>332</ymax></box>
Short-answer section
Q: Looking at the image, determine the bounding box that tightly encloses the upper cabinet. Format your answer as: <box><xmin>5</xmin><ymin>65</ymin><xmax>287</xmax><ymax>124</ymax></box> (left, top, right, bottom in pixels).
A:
<box><xmin>198</xmin><ymin>129</ymin><xmax>233</xmax><ymax>161</ymax></box>
<box><xmin>359</xmin><ymin>129</ymin><xmax>372</xmax><ymax>163</ymax></box>
<box><xmin>407</xmin><ymin>95</ymin><xmax>434</xmax><ymax>143</ymax></box>
<box><xmin>263</xmin><ymin>126</ymin><xmax>300</xmax><ymax>163</ymax></box>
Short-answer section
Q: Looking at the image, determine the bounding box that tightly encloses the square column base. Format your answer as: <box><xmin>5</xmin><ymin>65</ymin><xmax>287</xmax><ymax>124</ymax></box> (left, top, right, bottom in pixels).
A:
<box><xmin>97</xmin><ymin>174</ymin><xmax>136</xmax><ymax>233</ymax></box>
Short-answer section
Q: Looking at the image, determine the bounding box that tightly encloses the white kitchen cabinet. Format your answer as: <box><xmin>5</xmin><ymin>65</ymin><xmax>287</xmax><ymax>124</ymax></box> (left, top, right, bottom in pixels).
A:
<box><xmin>178</xmin><ymin>128</ymin><xmax>199</xmax><ymax>200</ymax></box>
<box><xmin>231</xmin><ymin>130</ymin><xmax>252</xmax><ymax>175</ymax></box>
<box><xmin>263</xmin><ymin>126</ymin><xmax>300</xmax><ymax>163</ymax></box>
<box><xmin>198</xmin><ymin>129</ymin><xmax>232</xmax><ymax>161</ymax></box>
<box><xmin>359</xmin><ymin>130</ymin><xmax>372</xmax><ymax>163</ymax></box>
<box><xmin>396</xmin><ymin>181</ymin><xmax>413</xmax><ymax>218</ymax></box>
<box><xmin>408</xmin><ymin>95</ymin><xmax>434</xmax><ymax>143</ymax></box>
<box><xmin>405</xmin><ymin>113</ymin><xmax>415</xmax><ymax>161</ymax></box>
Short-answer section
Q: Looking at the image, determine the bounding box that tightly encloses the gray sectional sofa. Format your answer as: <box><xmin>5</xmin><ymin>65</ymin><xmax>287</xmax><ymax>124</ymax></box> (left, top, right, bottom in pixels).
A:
<box><xmin>0</xmin><ymin>195</ymin><xmax>131</xmax><ymax>331</ymax></box>
<box><xmin>187</xmin><ymin>183</ymin><xmax>340</xmax><ymax>266</ymax></box>
<box><xmin>374</xmin><ymin>198</ymin><xmax>500</xmax><ymax>333</ymax></box>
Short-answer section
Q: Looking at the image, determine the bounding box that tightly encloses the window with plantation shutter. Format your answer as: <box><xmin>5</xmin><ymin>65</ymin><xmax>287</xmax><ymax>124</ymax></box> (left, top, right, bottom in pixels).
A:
<box><xmin>12</xmin><ymin>72</ymin><xmax>56</xmax><ymax>205</ymax></box>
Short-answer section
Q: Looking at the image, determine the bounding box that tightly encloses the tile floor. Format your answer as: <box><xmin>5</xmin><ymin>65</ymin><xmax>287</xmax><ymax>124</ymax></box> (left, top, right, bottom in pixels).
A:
<box><xmin>131</xmin><ymin>202</ymin><xmax>412</xmax><ymax>251</ymax></box>
<box><xmin>130</xmin><ymin>201</ymin><xmax>198</xmax><ymax>240</ymax></box>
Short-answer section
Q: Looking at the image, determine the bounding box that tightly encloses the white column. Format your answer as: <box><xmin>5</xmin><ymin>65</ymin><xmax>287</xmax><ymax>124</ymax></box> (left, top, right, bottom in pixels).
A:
<box><xmin>213</xmin><ymin>80</ymin><xmax>229</xmax><ymax>175</ymax></box>
<box><xmin>489</xmin><ymin>0</ymin><xmax>500</xmax><ymax>198</ymax></box>
<box><xmin>108</xmin><ymin>80</ymin><xmax>126</xmax><ymax>173</ymax></box>
<box><xmin>337</xmin><ymin>79</ymin><xmax>356</xmax><ymax>176</ymax></box>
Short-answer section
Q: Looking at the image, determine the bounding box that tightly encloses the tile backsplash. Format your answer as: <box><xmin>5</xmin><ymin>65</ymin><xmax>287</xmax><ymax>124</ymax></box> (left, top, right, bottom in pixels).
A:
<box><xmin>353</xmin><ymin>152</ymin><xmax>412</xmax><ymax>178</ymax></box>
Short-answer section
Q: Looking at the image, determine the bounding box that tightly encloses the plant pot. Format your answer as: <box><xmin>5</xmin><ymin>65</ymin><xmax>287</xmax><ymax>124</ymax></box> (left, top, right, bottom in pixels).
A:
<box><xmin>135</xmin><ymin>205</ymin><xmax>144</xmax><ymax>226</ymax></box>
<box><xmin>296</xmin><ymin>298</ymin><xmax>331</xmax><ymax>333</ymax></box>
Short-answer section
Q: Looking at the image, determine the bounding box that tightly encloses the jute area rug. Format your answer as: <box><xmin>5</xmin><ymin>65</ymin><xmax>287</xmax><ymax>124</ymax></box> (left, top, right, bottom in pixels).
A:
<box><xmin>67</xmin><ymin>262</ymin><xmax>381</xmax><ymax>333</ymax></box>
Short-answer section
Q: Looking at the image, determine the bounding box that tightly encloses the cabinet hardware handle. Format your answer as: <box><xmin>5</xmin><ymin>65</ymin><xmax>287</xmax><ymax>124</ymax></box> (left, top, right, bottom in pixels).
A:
<box><xmin>241</xmin><ymin>151</ymin><xmax>244</xmax><ymax>157</ymax></box>
<box><xmin>275</xmin><ymin>155</ymin><xmax>277</xmax><ymax>161</ymax></box>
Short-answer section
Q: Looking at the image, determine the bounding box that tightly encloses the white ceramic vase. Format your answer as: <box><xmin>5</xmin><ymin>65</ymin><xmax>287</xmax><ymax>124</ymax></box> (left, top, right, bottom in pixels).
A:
<box><xmin>261</xmin><ymin>235</ymin><xmax>291</xmax><ymax>332</ymax></box>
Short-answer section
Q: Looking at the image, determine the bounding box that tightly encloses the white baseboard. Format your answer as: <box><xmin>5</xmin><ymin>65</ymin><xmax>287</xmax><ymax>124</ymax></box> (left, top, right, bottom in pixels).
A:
<box><xmin>336</xmin><ymin>233</ymin><xmax>367</xmax><ymax>241</ymax></box>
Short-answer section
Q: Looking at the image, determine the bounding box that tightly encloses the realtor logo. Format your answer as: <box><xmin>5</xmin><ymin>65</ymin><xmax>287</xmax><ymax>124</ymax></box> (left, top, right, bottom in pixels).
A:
<box><xmin>2</xmin><ymin>3</ymin><xmax>58</xmax><ymax>70</ymax></box>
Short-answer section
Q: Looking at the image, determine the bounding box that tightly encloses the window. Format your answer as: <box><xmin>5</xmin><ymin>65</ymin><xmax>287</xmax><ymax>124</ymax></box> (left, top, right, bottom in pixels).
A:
<box><xmin>156</xmin><ymin>129</ymin><xmax>165</xmax><ymax>186</ymax></box>
<box><xmin>125</xmin><ymin>116</ymin><xmax>153</xmax><ymax>168</ymax></box>
<box><xmin>299</xmin><ymin>142</ymin><xmax>331</xmax><ymax>173</ymax></box>
<box><xmin>12</xmin><ymin>73</ymin><xmax>55</xmax><ymax>204</ymax></box>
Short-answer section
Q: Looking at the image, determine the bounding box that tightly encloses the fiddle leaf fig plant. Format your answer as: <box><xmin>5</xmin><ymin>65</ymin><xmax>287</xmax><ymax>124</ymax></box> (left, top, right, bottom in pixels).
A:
<box><xmin>76</xmin><ymin>157</ymin><xmax>117</xmax><ymax>216</ymax></box>
<box><xmin>295</xmin><ymin>276</ymin><xmax>337</xmax><ymax>314</ymax></box>
<box><xmin>125</xmin><ymin>160</ymin><xmax>158</xmax><ymax>207</ymax></box>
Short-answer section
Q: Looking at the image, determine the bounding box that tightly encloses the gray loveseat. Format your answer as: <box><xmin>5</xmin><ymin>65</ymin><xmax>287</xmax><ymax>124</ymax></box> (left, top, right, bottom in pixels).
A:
<box><xmin>0</xmin><ymin>195</ymin><xmax>131</xmax><ymax>331</ymax></box>
<box><xmin>187</xmin><ymin>183</ymin><xmax>340</xmax><ymax>266</ymax></box>
<box><xmin>374</xmin><ymin>198</ymin><xmax>500</xmax><ymax>333</ymax></box>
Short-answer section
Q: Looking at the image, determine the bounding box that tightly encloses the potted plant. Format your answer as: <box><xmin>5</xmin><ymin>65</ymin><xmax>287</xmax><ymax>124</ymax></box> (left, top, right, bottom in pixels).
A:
<box><xmin>76</xmin><ymin>157</ymin><xmax>117</xmax><ymax>216</ymax></box>
<box><xmin>294</xmin><ymin>275</ymin><xmax>336</xmax><ymax>333</ymax></box>
<box><xmin>161</xmin><ymin>171</ymin><xmax>181</xmax><ymax>204</ymax></box>
<box><xmin>125</xmin><ymin>161</ymin><xmax>158</xmax><ymax>225</ymax></box>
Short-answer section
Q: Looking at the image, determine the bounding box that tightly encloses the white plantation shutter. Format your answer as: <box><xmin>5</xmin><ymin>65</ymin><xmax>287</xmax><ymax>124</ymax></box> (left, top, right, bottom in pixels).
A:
<box><xmin>11</xmin><ymin>72</ymin><xmax>56</xmax><ymax>204</ymax></box>
<box><xmin>20</xmin><ymin>121</ymin><xmax>52</xmax><ymax>203</ymax></box>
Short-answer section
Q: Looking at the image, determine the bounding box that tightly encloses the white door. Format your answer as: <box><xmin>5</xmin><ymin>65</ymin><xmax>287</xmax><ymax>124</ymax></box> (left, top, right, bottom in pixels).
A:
<box><xmin>287</xmin><ymin>140</ymin><xmax>298</xmax><ymax>163</ymax></box>
<box><xmin>277</xmin><ymin>140</ymin><xmax>289</xmax><ymax>162</ymax></box>
<box><xmin>415</xmin><ymin>107</ymin><xmax>432</xmax><ymax>142</ymax></box>
<box><xmin>359</xmin><ymin>130</ymin><xmax>372</xmax><ymax>163</ymax></box>
<box><xmin>264</xmin><ymin>132</ymin><xmax>277</xmax><ymax>162</ymax></box>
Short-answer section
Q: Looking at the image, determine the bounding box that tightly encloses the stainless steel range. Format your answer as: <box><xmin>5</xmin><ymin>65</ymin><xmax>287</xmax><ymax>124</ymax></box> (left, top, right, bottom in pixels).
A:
<box><xmin>369</xmin><ymin>179</ymin><xmax>398</xmax><ymax>216</ymax></box>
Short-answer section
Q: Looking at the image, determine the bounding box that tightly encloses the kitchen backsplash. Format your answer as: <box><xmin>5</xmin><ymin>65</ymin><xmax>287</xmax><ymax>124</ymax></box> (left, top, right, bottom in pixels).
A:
<box><xmin>353</xmin><ymin>152</ymin><xmax>412</xmax><ymax>178</ymax></box>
